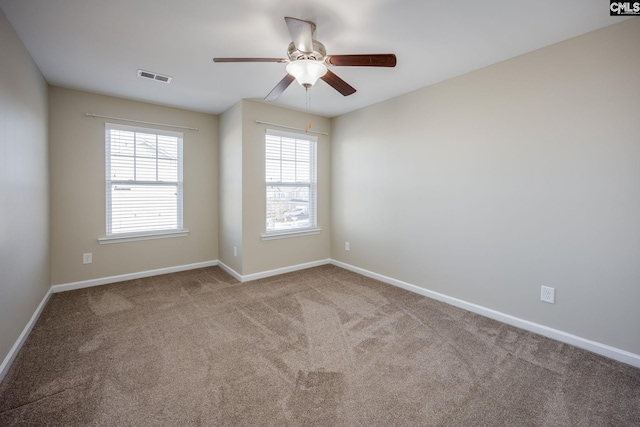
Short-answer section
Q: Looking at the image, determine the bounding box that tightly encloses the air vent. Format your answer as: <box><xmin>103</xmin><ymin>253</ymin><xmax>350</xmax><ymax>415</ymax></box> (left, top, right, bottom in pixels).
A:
<box><xmin>137</xmin><ymin>69</ymin><xmax>172</xmax><ymax>84</ymax></box>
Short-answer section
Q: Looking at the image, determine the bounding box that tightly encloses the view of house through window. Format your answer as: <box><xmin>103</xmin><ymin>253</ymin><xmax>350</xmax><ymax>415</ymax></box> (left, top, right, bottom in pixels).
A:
<box><xmin>265</xmin><ymin>129</ymin><xmax>317</xmax><ymax>233</ymax></box>
<box><xmin>105</xmin><ymin>123</ymin><xmax>183</xmax><ymax>236</ymax></box>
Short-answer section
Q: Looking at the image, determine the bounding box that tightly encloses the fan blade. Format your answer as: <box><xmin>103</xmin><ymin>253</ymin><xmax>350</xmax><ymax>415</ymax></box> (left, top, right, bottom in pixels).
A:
<box><xmin>213</xmin><ymin>57</ymin><xmax>287</xmax><ymax>63</ymax></box>
<box><xmin>321</xmin><ymin>70</ymin><xmax>356</xmax><ymax>96</ymax></box>
<box><xmin>285</xmin><ymin>17</ymin><xmax>315</xmax><ymax>54</ymax></box>
<box><xmin>326</xmin><ymin>54</ymin><xmax>397</xmax><ymax>67</ymax></box>
<box><xmin>264</xmin><ymin>74</ymin><xmax>296</xmax><ymax>101</ymax></box>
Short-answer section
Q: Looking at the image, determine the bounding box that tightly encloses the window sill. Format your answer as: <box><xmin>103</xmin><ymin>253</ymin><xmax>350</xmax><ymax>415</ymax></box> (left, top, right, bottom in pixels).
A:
<box><xmin>98</xmin><ymin>230</ymin><xmax>189</xmax><ymax>244</ymax></box>
<box><xmin>261</xmin><ymin>228</ymin><xmax>322</xmax><ymax>241</ymax></box>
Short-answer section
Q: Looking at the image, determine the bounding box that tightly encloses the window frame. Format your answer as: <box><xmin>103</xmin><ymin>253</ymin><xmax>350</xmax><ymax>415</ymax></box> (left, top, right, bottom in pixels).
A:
<box><xmin>263</xmin><ymin>129</ymin><xmax>320</xmax><ymax>239</ymax></box>
<box><xmin>100</xmin><ymin>122</ymin><xmax>186</xmax><ymax>244</ymax></box>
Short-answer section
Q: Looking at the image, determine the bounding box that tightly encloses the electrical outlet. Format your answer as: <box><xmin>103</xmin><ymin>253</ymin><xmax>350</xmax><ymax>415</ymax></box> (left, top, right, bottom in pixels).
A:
<box><xmin>83</xmin><ymin>253</ymin><xmax>92</xmax><ymax>264</ymax></box>
<box><xmin>345</xmin><ymin>242</ymin><xmax>350</xmax><ymax>251</ymax></box>
<box><xmin>233</xmin><ymin>246</ymin><xmax>238</xmax><ymax>257</ymax></box>
<box><xmin>541</xmin><ymin>286</ymin><xmax>555</xmax><ymax>304</ymax></box>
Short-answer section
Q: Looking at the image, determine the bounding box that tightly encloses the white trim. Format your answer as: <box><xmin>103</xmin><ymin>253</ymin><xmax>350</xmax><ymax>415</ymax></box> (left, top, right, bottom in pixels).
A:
<box><xmin>52</xmin><ymin>260</ymin><xmax>217</xmax><ymax>293</ymax></box>
<box><xmin>218</xmin><ymin>259</ymin><xmax>331</xmax><ymax>283</ymax></box>
<box><xmin>98</xmin><ymin>230</ymin><xmax>189</xmax><ymax>244</ymax></box>
<box><xmin>5</xmin><ymin>257</ymin><xmax>637</xmax><ymax>388</ymax></box>
<box><xmin>261</xmin><ymin>228</ymin><xmax>322</xmax><ymax>241</ymax></box>
<box><xmin>242</xmin><ymin>259</ymin><xmax>331</xmax><ymax>282</ymax></box>
<box><xmin>330</xmin><ymin>260</ymin><xmax>640</xmax><ymax>369</ymax></box>
<box><xmin>0</xmin><ymin>287</ymin><xmax>53</xmax><ymax>383</ymax></box>
<box><xmin>216</xmin><ymin>261</ymin><xmax>243</xmax><ymax>282</ymax></box>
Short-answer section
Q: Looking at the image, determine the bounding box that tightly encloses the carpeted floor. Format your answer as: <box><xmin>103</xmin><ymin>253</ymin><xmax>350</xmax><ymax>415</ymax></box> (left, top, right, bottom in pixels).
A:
<box><xmin>0</xmin><ymin>265</ymin><xmax>638</xmax><ymax>426</ymax></box>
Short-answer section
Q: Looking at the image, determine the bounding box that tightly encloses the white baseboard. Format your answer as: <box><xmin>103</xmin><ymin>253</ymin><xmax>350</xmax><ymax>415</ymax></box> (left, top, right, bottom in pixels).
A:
<box><xmin>218</xmin><ymin>259</ymin><xmax>331</xmax><ymax>283</ymax></box>
<box><xmin>330</xmin><ymin>260</ymin><xmax>640</xmax><ymax>369</ymax></box>
<box><xmin>0</xmin><ymin>287</ymin><xmax>53</xmax><ymax>383</ymax></box>
<box><xmin>216</xmin><ymin>261</ymin><xmax>242</xmax><ymax>281</ymax></box>
<box><xmin>5</xmin><ymin>257</ymin><xmax>637</xmax><ymax>386</ymax></box>
<box><xmin>51</xmin><ymin>260</ymin><xmax>218</xmax><ymax>293</ymax></box>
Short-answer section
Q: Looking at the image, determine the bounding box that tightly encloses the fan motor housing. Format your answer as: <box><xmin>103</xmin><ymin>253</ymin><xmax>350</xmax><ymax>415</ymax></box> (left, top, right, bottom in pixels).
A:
<box><xmin>287</xmin><ymin>40</ymin><xmax>326</xmax><ymax>61</ymax></box>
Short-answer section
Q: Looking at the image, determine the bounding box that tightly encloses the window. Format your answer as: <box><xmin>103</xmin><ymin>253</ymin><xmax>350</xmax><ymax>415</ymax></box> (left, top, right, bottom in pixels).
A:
<box><xmin>105</xmin><ymin>123</ymin><xmax>183</xmax><ymax>238</ymax></box>
<box><xmin>265</xmin><ymin>129</ymin><xmax>317</xmax><ymax>235</ymax></box>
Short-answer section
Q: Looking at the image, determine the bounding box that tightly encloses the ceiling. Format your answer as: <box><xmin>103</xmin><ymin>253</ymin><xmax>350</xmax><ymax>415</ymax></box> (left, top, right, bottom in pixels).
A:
<box><xmin>0</xmin><ymin>1</ymin><xmax>627</xmax><ymax>118</ymax></box>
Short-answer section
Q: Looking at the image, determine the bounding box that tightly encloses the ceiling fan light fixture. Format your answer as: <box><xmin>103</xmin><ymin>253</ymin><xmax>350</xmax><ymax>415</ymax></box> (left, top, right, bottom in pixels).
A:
<box><xmin>213</xmin><ymin>17</ymin><xmax>396</xmax><ymax>100</ymax></box>
<box><xmin>286</xmin><ymin>60</ymin><xmax>327</xmax><ymax>88</ymax></box>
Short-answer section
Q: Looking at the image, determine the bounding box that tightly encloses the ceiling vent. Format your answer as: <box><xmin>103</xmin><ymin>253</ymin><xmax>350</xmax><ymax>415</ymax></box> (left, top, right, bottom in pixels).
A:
<box><xmin>137</xmin><ymin>69</ymin><xmax>172</xmax><ymax>84</ymax></box>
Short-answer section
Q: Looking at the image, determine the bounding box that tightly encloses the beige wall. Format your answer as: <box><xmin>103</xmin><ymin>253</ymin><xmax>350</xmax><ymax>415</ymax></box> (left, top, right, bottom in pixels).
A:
<box><xmin>218</xmin><ymin>100</ymin><xmax>331</xmax><ymax>276</ymax></box>
<box><xmin>241</xmin><ymin>100</ymin><xmax>331</xmax><ymax>275</ymax></box>
<box><xmin>0</xmin><ymin>10</ymin><xmax>50</xmax><ymax>368</ymax></box>
<box><xmin>331</xmin><ymin>20</ymin><xmax>640</xmax><ymax>355</ymax></box>
<box><xmin>49</xmin><ymin>87</ymin><xmax>218</xmax><ymax>285</ymax></box>
<box><xmin>218</xmin><ymin>101</ymin><xmax>243</xmax><ymax>272</ymax></box>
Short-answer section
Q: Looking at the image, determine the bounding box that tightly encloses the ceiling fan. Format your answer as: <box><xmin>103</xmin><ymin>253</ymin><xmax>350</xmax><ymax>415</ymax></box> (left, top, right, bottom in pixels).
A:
<box><xmin>213</xmin><ymin>17</ymin><xmax>397</xmax><ymax>101</ymax></box>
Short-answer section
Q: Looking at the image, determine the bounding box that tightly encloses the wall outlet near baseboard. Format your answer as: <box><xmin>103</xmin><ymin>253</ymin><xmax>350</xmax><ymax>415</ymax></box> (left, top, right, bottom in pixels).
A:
<box><xmin>541</xmin><ymin>286</ymin><xmax>555</xmax><ymax>304</ymax></box>
<box><xmin>233</xmin><ymin>246</ymin><xmax>238</xmax><ymax>257</ymax></box>
<box><xmin>345</xmin><ymin>242</ymin><xmax>350</xmax><ymax>251</ymax></box>
<box><xmin>83</xmin><ymin>253</ymin><xmax>92</xmax><ymax>264</ymax></box>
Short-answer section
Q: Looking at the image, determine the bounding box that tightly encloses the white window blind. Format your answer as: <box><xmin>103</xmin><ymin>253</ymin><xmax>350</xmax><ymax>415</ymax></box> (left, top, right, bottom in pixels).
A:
<box><xmin>265</xmin><ymin>129</ymin><xmax>317</xmax><ymax>233</ymax></box>
<box><xmin>105</xmin><ymin>123</ymin><xmax>183</xmax><ymax>237</ymax></box>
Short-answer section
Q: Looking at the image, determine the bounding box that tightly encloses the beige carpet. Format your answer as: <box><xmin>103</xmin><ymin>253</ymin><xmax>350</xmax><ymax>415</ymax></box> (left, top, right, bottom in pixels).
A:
<box><xmin>0</xmin><ymin>265</ymin><xmax>638</xmax><ymax>426</ymax></box>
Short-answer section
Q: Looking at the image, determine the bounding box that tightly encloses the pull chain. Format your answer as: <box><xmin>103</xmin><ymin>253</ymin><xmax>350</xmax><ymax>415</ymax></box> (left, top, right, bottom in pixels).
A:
<box><xmin>305</xmin><ymin>87</ymin><xmax>312</xmax><ymax>133</ymax></box>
